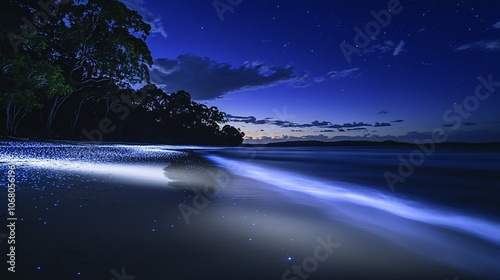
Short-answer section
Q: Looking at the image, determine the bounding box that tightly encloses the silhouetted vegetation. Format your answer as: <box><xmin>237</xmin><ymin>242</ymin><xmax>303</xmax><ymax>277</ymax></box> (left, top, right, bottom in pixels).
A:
<box><xmin>0</xmin><ymin>0</ymin><xmax>244</xmax><ymax>145</ymax></box>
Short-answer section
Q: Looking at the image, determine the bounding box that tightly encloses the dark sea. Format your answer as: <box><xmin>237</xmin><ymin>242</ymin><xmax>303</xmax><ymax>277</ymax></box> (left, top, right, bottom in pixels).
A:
<box><xmin>194</xmin><ymin>146</ymin><xmax>500</xmax><ymax>278</ymax></box>
<box><xmin>197</xmin><ymin>146</ymin><xmax>500</xmax><ymax>218</ymax></box>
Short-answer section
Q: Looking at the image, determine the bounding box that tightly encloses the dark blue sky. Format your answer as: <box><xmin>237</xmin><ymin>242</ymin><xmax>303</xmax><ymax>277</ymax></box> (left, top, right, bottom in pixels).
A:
<box><xmin>121</xmin><ymin>0</ymin><xmax>500</xmax><ymax>143</ymax></box>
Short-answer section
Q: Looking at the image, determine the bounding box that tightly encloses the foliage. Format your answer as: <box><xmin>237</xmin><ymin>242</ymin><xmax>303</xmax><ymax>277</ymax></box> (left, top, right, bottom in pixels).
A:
<box><xmin>97</xmin><ymin>85</ymin><xmax>245</xmax><ymax>145</ymax></box>
<box><xmin>0</xmin><ymin>54</ymin><xmax>72</xmax><ymax>134</ymax></box>
<box><xmin>0</xmin><ymin>0</ymin><xmax>244</xmax><ymax>145</ymax></box>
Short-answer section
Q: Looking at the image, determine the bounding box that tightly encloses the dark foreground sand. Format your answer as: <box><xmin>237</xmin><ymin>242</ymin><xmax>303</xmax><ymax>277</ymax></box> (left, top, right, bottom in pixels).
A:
<box><xmin>1</xmin><ymin>143</ymin><xmax>491</xmax><ymax>280</ymax></box>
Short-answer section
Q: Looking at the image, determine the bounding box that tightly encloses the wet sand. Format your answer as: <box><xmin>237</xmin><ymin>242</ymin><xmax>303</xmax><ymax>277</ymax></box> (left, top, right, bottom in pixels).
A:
<box><xmin>0</xmin><ymin>142</ymin><xmax>493</xmax><ymax>279</ymax></box>
<box><xmin>4</xmin><ymin>165</ymin><xmax>470</xmax><ymax>280</ymax></box>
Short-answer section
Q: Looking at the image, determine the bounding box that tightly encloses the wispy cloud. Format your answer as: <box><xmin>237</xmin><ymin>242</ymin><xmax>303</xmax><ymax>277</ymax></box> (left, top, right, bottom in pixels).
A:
<box><xmin>455</xmin><ymin>40</ymin><xmax>500</xmax><ymax>51</ymax></box>
<box><xmin>289</xmin><ymin>72</ymin><xmax>311</xmax><ymax>88</ymax></box>
<box><xmin>226</xmin><ymin>115</ymin><xmax>392</xmax><ymax>131</ymax></box>
<box><xmin>362</xmin><ymin>40</ymin><xmax>394</xmax><ymax>55</ymax></box>
<box><xmin>346</xmin><ymin>127</ymin><xmax>367</xmax><ymax>131</ymax></box>
<box><xmin>120</xmin><ymin>0</ymin><xmax>168</xmax><ymax>38</ymax></box>
<box><xmin>314</xmin><ymin>76</ymin><xmax>326</xmax><ymax>83</ymax></box>
<box><xmin>455</xmin><ymin>22</ymin><xmax>500</xmax><ymax>52</ymax></box>
<box><xmin>314</xmin><ymin>68</ymin><xmax>360</xmax><ymax>83</ymax></box>
<box><xmin>443</xmin><ymin>122</ymin><xmax>476</xmax><ymax>127</ymax></box>
<box><xmin>224</xmin><ymin>115</ymin><xmax>269</xmax><ymax>125</ymax></box>
<box><xmin>373</xmin><ymin>122</ymin><xmax>391</xmax><ymax>127</ymax></box>
<box><xmin>393</xmin><ymin>40</ymin><xmax>406</xmax><ymax>56</ymax></box>
<box><xmin>326</xmin><ymin>68</ymin><xmax>360</xmax><ymax>79</ymax></box>
<box><xmin>359</xmin><ymin>40</ymin><xmax>407</xmax><ymax>57</ymax></box>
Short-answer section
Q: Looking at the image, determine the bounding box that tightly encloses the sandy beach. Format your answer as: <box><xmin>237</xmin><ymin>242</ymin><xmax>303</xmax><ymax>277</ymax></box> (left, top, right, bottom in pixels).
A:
<box><xmin>1</xmin><ymin>142</ymin><xmax>497</xmax><ymax>279</ymax></box>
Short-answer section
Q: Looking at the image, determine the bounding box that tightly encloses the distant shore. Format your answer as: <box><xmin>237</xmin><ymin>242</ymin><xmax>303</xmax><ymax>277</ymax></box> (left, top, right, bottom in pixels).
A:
<box><xmin>2</xmin><ymin>136</ymin><xmax>500</xmax><ymax>149</ymax></box>
<box><xmin>244</xmin><ymin>139</ymin><xmax>500</xmax><ymax>148</ymax></box>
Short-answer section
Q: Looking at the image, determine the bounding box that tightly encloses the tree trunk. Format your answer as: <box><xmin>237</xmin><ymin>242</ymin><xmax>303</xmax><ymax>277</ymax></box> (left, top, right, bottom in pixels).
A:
<box><xmin>45</xmin><ymin>92</ymin><xmax>74</xmax><ymax>137</ymax></box>
<box><xmin>72</xmin><ymin>98</ymin><xmax>86</xmax><ymax>137</ymax></box>
<box><xmin>5</xmin><ymin>101</ymin><xmax>27</xmax><ymax>136</ymax></box>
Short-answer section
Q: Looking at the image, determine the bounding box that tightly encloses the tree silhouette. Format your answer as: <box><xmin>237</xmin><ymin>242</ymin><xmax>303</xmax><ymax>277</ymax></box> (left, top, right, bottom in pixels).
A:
<box><xmin>135</xmin><ymin>87</ymin><xmax>244</xmax><ymax>145</ymax></box>
<box><xmin>9</xmin><ymin>0</ymin><xmax>152</xmax><ymax>135</ymax></box>
<box><xmin>0</xmin><ymin>0</ymin><xmax>245</xmax><ymax>145</ymax></box>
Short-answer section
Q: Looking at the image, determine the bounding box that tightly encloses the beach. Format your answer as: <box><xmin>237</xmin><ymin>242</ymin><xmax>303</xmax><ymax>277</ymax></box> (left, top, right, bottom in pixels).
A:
<box><xmin>1</xmin><ymin>141</ymin><xmax>499</xmax><ymax>279</ymax></box>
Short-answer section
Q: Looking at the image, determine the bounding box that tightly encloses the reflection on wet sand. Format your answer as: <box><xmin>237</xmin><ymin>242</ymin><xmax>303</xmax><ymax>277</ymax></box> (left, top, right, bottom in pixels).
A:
<box><xmin>163</xmin><ymin>154</ymin><xmax>232</xmax><ymax>194</ymax></box>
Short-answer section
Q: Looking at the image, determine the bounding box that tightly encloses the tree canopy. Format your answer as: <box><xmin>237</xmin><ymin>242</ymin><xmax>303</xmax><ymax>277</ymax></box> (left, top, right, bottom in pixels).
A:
<box><xmin>0</xmin><ymin>0</ymin><xmax>244</xmax><ymax>145</ymax></box>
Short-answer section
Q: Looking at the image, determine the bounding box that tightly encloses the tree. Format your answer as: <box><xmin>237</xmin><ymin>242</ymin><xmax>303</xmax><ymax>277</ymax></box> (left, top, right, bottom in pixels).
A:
<box><xmin>0</xmin><ymin>55</ymin><xmax>71</xmax><ymax>135</ymax></box>
<box><xmin>28</xmin><ymin>0</ymin><xmax>153</xmax><ymax>135</ymax></box>
<box><xmin>220</xmin><ymin>124</ymin><xmax>245</xmax><ymax>145</ymax></box>
<box><xmin>0</xmin><ymin>1</ymin><xmax>245</xmax><ymax>145</ymax></box>
<box><xmin>156</xmin><ymin>90</ymin><xmax>243</xmax><ymax>145</ymax></box>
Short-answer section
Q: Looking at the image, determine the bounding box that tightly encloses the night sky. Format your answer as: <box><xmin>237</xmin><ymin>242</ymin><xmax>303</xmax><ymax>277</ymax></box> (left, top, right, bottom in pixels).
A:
<box><xmin>121</xmin><ymin>0</ymin><xmax>500</xmax><ymax>143</ymax></box>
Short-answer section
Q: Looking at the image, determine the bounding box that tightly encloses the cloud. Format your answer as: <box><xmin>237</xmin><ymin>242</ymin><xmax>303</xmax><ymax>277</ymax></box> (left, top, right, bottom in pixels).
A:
<box><xmin>326</xmin><ymin>122</ymin><xmax>372</xmax><ymax>129</ymax></box>
<box><xmin>297</xmin><ymin>121</ymin><xmax>372</xmax><ymax>129</ymax></box>
<box><xmin>311</xmin><ymin>120</ymin><xmax>331</xmax><ymax>126</ymax></box>
<box><xmin>226</xmin><ymin>115</ymin><xmax>393</xmax><ymax>131</ymax></box>
<box><xmin>119</xmin><ymin>0</ymin><xmax>168</xmax><ymax>38</ymax></box>
<box><xmin>455</xmin><ymin>22</ymin><xmax>500</xmax><ymax>52</ymax></box>
<box><xmin>314</xmin><ymin>76</ymin><xmax>326</xmax><ymax>83</ymax></box>
<box><xmin>391</xmin><ymin>119</ymin><xmax>404</xmax><ymax>123</ymax></box>
<box><xmin>463</xmin><ymin>122</ymin><xmax>477</xmax><ymax>126</ymax></box>
<box><xmin>289</xmin><ymin>72</ymin><xmax>311</xmax><ymax>88</ymax></box>
<box><xmin>375</xmin><ymin>110</ymin><xmax>388</xmax><ymax>114</ymax></box>
<box><xmin>326</xmin><ymin>68</ymin><xmax>360</xmax><ymax>79</ymax></box>
<box><xmin>245</xmin><ymin>134</ymin><xmax>332</xmax><ymax>144</ymax></box>
<box><xmin>245</xmin><ymin>128</ymin><xmax>500</xmax><ymax>144</ymax></box>
<box><xmin>393</xmin><ymin>40</ymin><xmax>406</xmax><ymax>56</ymax></box>
<box><xmin>150</xmin><ymin>55</ymin><xmax>299</xmax><ymax>100</ymax></box>
<box><xmin>455</xmin><ymin>40</ymin><xmax>500</xmax><ymax>51</ymax></box>
<box><xmin>373</xmin><ymin>122</ymin><xmax>391</xmax><ymax>127</ymax></box>
<box><xmin>360</xmin><ymin>40</ymin><xmax>407</xmax><ymax>57</ymax></box>
<box><xmin>313</xmin><ymin>68</ymin><xmax>360</xmax><ymax>84</ymax></box>
<box><xmin>225</xmin><ymin>115</ymin><xmax>268</xmax><ymax>125</ymax></box>
<box><xmin>443</xmin><ymin>121</ymin><xmax>476</xmax><ymax>127</ymax></box>
<box><xmin>361</xmin><ymin>40</ymin><xmax>395</xmax><ymax>55</ymax></box>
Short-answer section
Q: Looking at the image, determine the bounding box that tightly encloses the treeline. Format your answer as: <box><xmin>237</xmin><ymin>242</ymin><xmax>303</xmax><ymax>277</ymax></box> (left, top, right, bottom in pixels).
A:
<box><xmin>0</xmin><ymin>0</ymin><xmax>244</xmax><ymax>145</ymax></box>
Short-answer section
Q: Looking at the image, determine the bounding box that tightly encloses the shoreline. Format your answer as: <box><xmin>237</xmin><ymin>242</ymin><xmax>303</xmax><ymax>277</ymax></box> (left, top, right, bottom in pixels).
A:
<box><xmin>2</xmin><ymin>165</ymin><xmax>474</xmax><ymax>280</ymax></box>
<box><xmin>0</xmin><ymin>141</ymin><xmax>498</xmax><ymax>279</ymax></box>
<box><xmin>2</xmin><ymin>136</ymin><xmax>500</xmax><ymax>149</ymax></box>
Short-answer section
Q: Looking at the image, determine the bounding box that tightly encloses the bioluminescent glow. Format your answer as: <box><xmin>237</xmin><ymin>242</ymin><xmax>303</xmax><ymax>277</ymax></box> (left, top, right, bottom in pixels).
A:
<box><xmin>206</xmin><ymin>155</ymin><xmax>500</xmax><ymax>244</ymax></box>
<box><xmin>2</xmin><ymin>142</ymin><xmax>499</xmax><ymax>277</ymax></box>
<box><xmin>206</xmin><ymin>155</ymin><xmax>500</xmax><ymax>276</ymax></box>
<box><xmin>0</xmin><ymin>142</ymin><xmax>189</xmax><ymax>186</ymax></box>
<box><xmin>15</xmin><ymin>158</ymin><xmax>171</xmax><ymax>185</ymax></box>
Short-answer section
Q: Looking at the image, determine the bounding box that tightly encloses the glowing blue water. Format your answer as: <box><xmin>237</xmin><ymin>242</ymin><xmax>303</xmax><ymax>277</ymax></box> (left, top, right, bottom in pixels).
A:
<box><xmin>201</xmin><ymin>147</ymin><xmax>500</xmax><ymax>278</ymax></box>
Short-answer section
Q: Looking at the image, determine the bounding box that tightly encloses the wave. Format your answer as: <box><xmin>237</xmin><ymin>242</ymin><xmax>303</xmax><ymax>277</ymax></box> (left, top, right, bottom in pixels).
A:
<box><xmin>206</xmin><ymin>155</ymin><xmax>500</xmax><ymax>278</ymax></box>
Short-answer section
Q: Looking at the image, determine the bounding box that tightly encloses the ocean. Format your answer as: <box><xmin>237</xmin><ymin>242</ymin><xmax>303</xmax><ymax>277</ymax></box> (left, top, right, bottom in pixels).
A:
<box><xmin>195</xmin><ymin>146</ymin><xmax>500</xmax><ymax>278</ymax></box>
<box><xmin>197</xmin><ymin>146</ymin><xmax>500</xmax><ymax>218</ymax></box>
